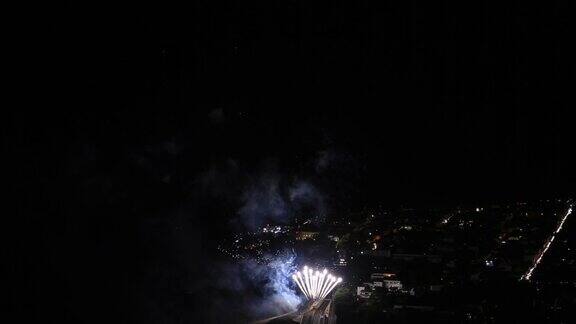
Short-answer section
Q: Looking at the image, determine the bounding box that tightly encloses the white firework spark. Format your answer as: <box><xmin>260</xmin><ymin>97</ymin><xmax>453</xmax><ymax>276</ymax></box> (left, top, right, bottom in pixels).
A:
<box><xmin>291</xmin><ymin>266</ymin><xmax>342</xmax><ymax>300</ymax></box>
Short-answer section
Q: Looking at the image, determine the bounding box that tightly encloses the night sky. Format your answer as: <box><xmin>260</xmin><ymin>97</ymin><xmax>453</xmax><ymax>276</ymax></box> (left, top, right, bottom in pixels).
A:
<box><xmin>8</xmin><ymin>0</ymin><xmax>576</xmax><ymax>323</ymax></box>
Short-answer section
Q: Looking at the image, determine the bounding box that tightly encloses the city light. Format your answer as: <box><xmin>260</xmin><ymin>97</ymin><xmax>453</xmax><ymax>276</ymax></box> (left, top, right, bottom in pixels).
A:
<box><xmin>292</xmin><ymin>266</ymin><xmax>343</xmax><ymax>300</ymax></box>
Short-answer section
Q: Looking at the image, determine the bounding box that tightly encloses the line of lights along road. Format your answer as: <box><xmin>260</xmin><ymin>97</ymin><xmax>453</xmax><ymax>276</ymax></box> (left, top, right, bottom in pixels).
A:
<box><xmin>521</xmin><ymin>205</ymin><xmax>573</xmax><ymax>281</ymax></box>
<box><xmin>292</xmin><ymin>266</ymin><xmax>342</xmax><ymax>300</ymax></box>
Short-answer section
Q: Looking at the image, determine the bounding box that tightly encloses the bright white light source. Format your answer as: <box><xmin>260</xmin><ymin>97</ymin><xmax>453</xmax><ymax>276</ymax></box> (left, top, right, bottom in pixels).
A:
<box><xmin>292</xmin><ymin>266</ymin><xmax>343</xmax><ymax>300</ymax></box>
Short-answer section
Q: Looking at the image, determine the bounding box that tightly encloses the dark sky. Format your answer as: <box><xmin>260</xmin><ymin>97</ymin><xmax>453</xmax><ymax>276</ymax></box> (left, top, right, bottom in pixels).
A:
<box><xmin>8</xmin><ymin>0</ymin><xmax>576</xmax><ymax>322</ymax></box>
<box><xmin>16</xmin><ymin>0</ymin><xmax>576</xmax><ymax>205</ymax></box>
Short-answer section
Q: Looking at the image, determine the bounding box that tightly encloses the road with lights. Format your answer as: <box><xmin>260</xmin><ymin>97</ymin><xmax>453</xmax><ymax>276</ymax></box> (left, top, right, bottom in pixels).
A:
<box><xmin>521</xmin><ymin>205</ymin><xmax>573</xmax><ymax>281</ymax></box>
<box><xmin>253</xmin><ymin>300</ymin><xmax>335</xmax><ymax>324</ymax></box>
<box><xmin>301</xmin><ymin>298</ymin><xmax>335</xmax><ymax>324</ymax></box>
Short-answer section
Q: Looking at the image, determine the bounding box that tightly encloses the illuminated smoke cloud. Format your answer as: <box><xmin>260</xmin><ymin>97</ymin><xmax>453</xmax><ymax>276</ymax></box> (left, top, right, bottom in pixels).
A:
<box><xmin>289</xmin><ymin>180</ymin><xmax>326</xmax><ymax>224</ymax></box>
<box><xmin>213</xmin><ymin>251</ymin><xmax>303</xmax><ymax>320</ymax></box>
<box><xmin>238</xmin><ymin>175</ymin><xmax>325</xmax><ymax>231</ymax></box>
<box><xmin>239</xmin><ymin>175</ymin><xmax>288</xmax><ymax>230</ymax></box>
<box><xmin>248</xmin><ymin>253</ymin><xmax>302</xmax><ymax>315</ymax></box>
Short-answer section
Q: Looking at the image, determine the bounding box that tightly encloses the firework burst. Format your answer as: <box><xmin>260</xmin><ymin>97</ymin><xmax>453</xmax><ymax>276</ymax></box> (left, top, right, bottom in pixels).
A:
<box><xmin>291</xmin><ymin>266</ymin><xmax>342</xmax><ymax>300</ymax></box>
